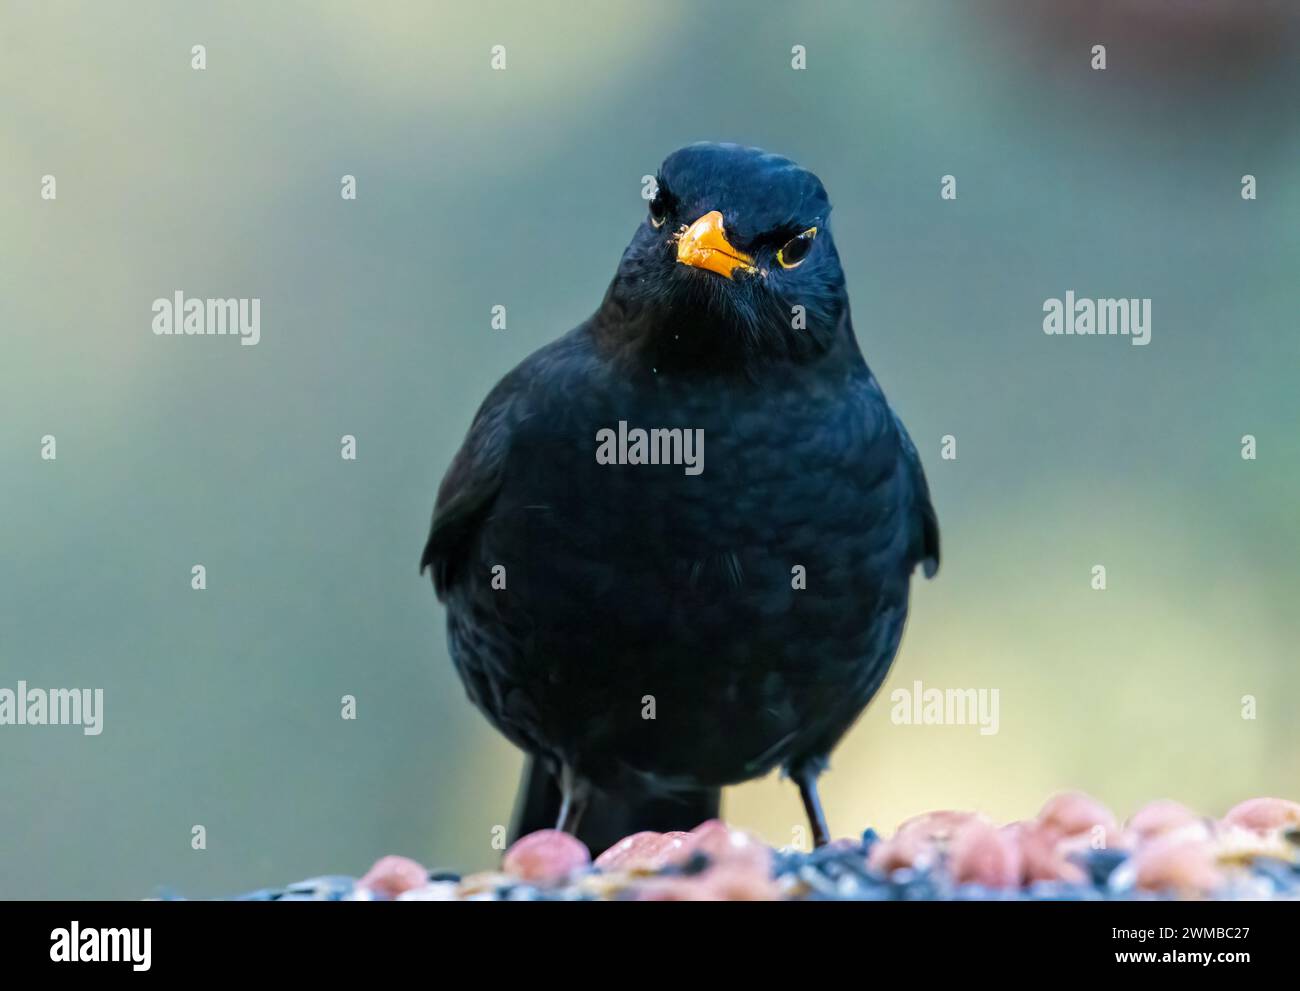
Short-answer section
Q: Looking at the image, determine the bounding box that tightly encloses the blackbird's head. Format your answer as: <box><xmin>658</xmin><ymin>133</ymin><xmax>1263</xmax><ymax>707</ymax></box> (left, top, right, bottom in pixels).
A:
<box><xmin>609</xmin><ymin>143</ymin><xmax>848</xmax><ymax>369</ymax></box>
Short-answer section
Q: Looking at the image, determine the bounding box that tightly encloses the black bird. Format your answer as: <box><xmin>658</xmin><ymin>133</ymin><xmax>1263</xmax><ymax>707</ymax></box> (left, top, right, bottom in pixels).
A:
<box><xmin>422</xmin><ymin>143</ymin><xmax>938</xmax><ymax>853</ymax></box>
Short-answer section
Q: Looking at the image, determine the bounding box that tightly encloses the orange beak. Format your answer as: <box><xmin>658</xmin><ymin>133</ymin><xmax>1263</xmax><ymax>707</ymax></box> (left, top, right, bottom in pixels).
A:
<box><xmin>675</xmin><ymin>210</ymin><xmax>758</xmax><ymax>280</ymax></box>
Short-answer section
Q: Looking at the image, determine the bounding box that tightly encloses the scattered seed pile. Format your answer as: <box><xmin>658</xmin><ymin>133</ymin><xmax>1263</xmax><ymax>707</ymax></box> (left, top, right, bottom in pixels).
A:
<box><xmin>224</xmin><ymin>794</ymin><xmax>1300</xmax><ymax>901</ymax></box>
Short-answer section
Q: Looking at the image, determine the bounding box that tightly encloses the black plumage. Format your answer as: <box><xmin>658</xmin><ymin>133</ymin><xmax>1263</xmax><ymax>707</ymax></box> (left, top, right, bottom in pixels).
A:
<box><xmin>422</xmin><ymin>143</ymin><xmax>938</xmax><ymax>853</ymax></box>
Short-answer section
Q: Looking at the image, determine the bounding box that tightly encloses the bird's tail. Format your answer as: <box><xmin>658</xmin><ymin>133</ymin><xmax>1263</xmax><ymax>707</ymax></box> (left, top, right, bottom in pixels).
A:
<box><xmin>508</xmin><ymin>757</ymin><xmax>721</xmax><ymax>857</ymax></box>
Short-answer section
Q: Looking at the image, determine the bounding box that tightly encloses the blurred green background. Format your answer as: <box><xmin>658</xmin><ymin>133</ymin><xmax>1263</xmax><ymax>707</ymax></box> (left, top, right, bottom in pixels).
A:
<box><xmin>2</xmin><ymin>1</ymin><xmax>1297</xmax><ymax>898</ymax></box>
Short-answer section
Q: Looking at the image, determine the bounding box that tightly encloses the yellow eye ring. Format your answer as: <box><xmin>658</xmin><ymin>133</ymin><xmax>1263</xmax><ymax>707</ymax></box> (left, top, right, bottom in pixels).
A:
<box><xmin>777</xmin><ymin>227</ymin><xmax>818</xmax><ymax>269</ymax></box>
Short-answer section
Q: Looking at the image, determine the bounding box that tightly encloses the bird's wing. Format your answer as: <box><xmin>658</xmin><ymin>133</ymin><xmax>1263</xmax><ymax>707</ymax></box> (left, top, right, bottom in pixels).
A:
<box><xmin>891</xmin><ymin>409</ymin><xmax>940</xmax><ymax>579</ymax></box>
<box><xmin>419</xmin><ymin>373</ymin><xmax>522</xmax><ymax>599</ymax></box>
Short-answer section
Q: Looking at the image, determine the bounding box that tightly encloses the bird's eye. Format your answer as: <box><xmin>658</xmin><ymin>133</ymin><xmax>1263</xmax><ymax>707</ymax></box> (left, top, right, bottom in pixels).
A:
<box><xmin>648</xmin><ymin>190</ymin><xmax>669</xmax><ymax>229</ymax></box>
<box><xmin>777</xmin><ymin>227</ymin><xmax>818</xmax><ymax>269</ymax></box>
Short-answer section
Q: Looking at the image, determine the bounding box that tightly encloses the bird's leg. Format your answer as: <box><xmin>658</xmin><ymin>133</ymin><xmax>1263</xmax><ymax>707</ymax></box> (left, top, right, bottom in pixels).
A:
<box><xmin>555</xmin><ymin>765</ymin><xmax>590</xmax><ymax>836</ymax></box>
<box><xmin>794</xmin><ymin>767</ymin><xmax>831</xmax><ymax>848</ymax></box>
